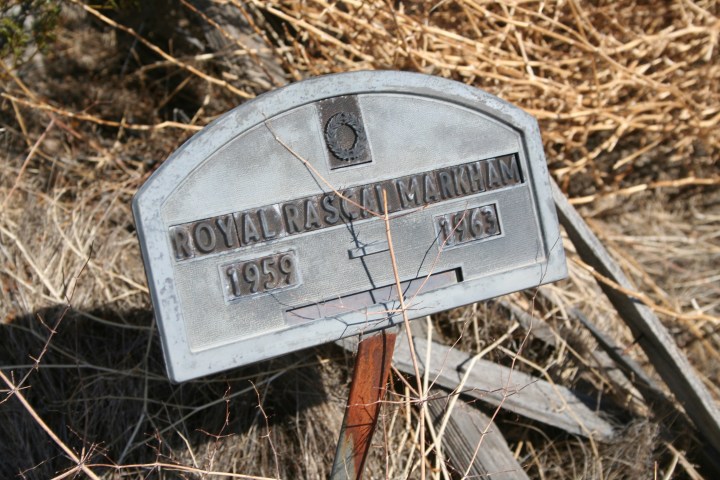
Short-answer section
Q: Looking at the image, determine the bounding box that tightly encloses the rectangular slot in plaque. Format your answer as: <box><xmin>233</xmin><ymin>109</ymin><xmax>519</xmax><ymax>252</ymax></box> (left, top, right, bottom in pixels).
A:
<box><xmin>285</xmin><ymin>269</ymin><xmax>461</xmax><ymax>325</ymax></box>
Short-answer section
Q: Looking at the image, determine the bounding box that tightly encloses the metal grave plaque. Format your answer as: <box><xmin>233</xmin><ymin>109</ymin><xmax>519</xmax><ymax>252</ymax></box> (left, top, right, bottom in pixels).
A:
<box><xmin>133</xmin><ymin>71</ymin><xmax>567</xmax><ymax>382</ymax></box>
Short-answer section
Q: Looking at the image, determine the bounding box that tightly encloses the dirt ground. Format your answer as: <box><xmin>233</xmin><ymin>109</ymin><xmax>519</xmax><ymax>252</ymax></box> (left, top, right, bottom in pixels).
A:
<box><xmin>1</xmin><ymin>1</ymin><xmax>718</xmax><ymax>479</ymax></box>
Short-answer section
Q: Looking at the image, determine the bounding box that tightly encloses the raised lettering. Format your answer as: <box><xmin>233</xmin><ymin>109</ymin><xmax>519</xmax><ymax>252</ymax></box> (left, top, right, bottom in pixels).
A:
<box><xmin>261</xmin><ymin>257</ymin><xmax>278</xmax><ymax>289</ymax></box>
<box><xmin>436</xmin><ymin>216</ymin><xmax>452</xmax><ymax>246</ymax></box>
<box><xmin>173</xmin><ymin>155</ymin><xmax>521</xmax><ymax>261</ymax></box>
<box><xmin>304</xmin><ymin>199</ymin><xmax>323</xmax><ymax>229</ymax></box>
<box><xmin>193</xmin><ymin>222</ymin><xmax>216</xmax><ymax>253</ymax></box>
<box><xmin>257</xmin><ymin>207</ymin><xmax>279</xmax><ymax>240</ymax></box>
<box><xmin>322</xmin><ymin>194</ymin><xmax>341</xmax><ymax>225</ymax></box>
<box><xmin>341</xmin><ymin>189</ymin><xmax>360</xmax><ymax>220</ymax></box>
<box><xmin>215</xmin><ymin>215</ymin><xmax>239</xmax><ymax>248</ymax></box>
<box><xmin>453</xmin><ymin>166</ymin><xmax>471</xmax><ymax>195</ymax></box>
<box><xmin>226</xmin><ymin>266</ymin><xmax>241</xmax><ymax>297</ymax></box>
<box><xmin>469</xmin><ymin>208</ymin><xmax>483</xmax><ymax>238</ymax></box>
<box><xmin>241</xmin><ymin>212</ymin><xmax>261</xmax><ymax>244</ymax></box>
<box><xmin>467</xmin><ymin>161</ymin><xmax>486</xmax><ymax>193</ymax></box>
<box><xmin>170</xmin><ymin>226</ymin><xmax>194</xmax><ymax>260</ymax></box>
<box><xmin>482</xmin><ymin>206</ymin><xmax>499</xmax><ymax>235</ymax></box>
<box><xmin>435</xmin><ymin>204</ymin><xmax>501</xmax><ymax>248</ymax></box>
<box><xmin>244</xmin><ymin>262</ymin><xmax>261</xmax><ymax>293</ymax></box>
<box><xmin>374</xmin><ymin>185</ymin><xmax>385</xmax><ymax>214</ymax></box>
<box><xmin>278</xmin><ymin>253</ymin><xmax>296</xmax><ymax>286</ymax></box>
<box><xmin>486</xmin><ymin>159</ymin><xmax>502</xmax><ymax>189</ymax></box>
<box><xmin>221</xmin><ymin>251</ymin><xmax>300</xmax><ymax>300</ymax></box>
<box><xmin>376</xmin><ymin>182</ymin><xmax>402</xmax><ymax>214</ymax></box>
<box><xmin>423</xmin><ymin>173</ymin><xmax>440</xmax><ymax>203</ymax></box>
<box><xmin>451</xmin><ymin>212</ymin><xmax>467</xmax><ymax>243</ymax></box>
<box><xmin>438</xmin><ymin>171</ymin><xmax>455</xmax><ymax>199</ymax></box>
<box><xmin>360</xmin><ymin>187</ymin><xmax>377</xmax><ymax>218</ymax></box>
<box><xmin>396</xmin><ymin>176</ymin><xmax>421</xmax><ymax>208</ymax></box>
<box><xmin>283</xmin><ymin>202</ymin><xmax>303</xmax><ymax>233</ymax></box>
<box><xmin>499</xmin><ymin>155</ymin><xmax>521</xmax><ymax>185</ymax></box>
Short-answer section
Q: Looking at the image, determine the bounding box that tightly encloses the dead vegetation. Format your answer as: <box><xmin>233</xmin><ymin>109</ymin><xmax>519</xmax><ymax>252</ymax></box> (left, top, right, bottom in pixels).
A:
<box><xmin>0</xmin><ymin>0</ymin><xmax>719</xmax><ymax>478</ymax></box>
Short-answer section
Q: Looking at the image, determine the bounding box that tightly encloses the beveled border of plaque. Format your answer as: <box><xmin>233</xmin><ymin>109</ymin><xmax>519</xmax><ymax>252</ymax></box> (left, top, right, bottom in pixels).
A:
<box><xmin>133</xmin><ymin>71</ymin><xmax>566</xmax><ymax>382</ymax></box>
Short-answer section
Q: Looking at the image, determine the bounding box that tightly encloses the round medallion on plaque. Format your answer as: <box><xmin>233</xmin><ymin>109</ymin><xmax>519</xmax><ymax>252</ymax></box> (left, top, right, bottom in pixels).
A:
<box><xmin>324</xmin><ymin>112</ymin><xmax>367</xmax><ymax>161</ymax></box>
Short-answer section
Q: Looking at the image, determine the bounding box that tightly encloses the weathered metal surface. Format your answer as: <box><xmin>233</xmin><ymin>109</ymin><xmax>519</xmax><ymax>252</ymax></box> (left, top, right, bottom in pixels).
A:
<box><xmin>331</xmin><ymin>330</ymin><xmax>397</xmax><ymax>480</ymax></box>
<box><xmin>133</xmin><ymin>71</ymin><xmax>567</xmax><ymax>381</ymax></box>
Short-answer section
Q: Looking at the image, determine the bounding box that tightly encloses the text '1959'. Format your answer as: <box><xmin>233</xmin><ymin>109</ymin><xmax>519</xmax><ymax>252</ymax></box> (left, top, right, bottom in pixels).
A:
<box><xmin>221</xmin><ymin>251</ymin><xmax>299</xmax><ymax>301</ymax></box>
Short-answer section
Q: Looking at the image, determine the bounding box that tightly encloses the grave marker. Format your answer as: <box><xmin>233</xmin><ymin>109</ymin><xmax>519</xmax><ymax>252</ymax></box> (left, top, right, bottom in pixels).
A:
<box><xmin>133</xmin><ymin>71</ymin><xmax>566</xmax><ymax>382</ymax></box>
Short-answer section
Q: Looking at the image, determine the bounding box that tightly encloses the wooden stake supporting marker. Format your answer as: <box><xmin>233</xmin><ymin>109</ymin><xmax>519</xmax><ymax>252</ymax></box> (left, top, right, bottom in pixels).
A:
<box><xmin>331</xmin><ymin>329</ymin><xmax>397</xmax><ymax>480</ymax></box>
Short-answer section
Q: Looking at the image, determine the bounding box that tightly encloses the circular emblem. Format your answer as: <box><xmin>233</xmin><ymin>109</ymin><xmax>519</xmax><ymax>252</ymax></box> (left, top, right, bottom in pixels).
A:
<box><xmin>324</xmin><ymin>112</ymin><xmax>366</xmax><ymax>161</ymax></box>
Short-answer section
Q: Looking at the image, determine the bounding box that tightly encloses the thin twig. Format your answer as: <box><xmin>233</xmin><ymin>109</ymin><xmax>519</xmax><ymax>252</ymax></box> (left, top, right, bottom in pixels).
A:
<box><xmin>2</xmin><ymin>93</ymin><xmax>203</xmax><ymax>132</ymax></box>
<box><xmin>0</xmin><ymin>370</ymin><xmax>103</xmax><ymax>480</ymax></box>
<box><xmin>382</xmin><ymin>189</ymin><xmax>426</xmax><ymax>479</ymax></box>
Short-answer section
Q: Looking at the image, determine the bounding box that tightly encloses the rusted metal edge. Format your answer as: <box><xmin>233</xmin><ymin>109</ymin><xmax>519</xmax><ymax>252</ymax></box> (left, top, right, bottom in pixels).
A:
<box><xmin>330</xmin><ymin>329</ymin><xmax>397</xmax><ymax>480</ymax></box>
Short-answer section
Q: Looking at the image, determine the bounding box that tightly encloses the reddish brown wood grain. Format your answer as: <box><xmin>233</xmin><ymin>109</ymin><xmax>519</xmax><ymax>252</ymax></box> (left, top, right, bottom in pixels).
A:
<box><xmin>331</xmin><ymin>330</ymin><xmax>397</xmax><ymax>479</ymax></box>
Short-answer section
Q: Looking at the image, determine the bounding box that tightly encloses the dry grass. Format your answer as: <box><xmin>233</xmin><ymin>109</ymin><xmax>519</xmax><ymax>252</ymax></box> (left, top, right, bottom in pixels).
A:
<box><xmin>1</xmin><ymin>0</ymin><xmax>719</xmax><ymax>478</ymax></box>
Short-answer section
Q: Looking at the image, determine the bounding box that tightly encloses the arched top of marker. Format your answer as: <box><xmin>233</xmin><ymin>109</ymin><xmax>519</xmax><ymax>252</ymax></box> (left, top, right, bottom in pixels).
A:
<box><xmin>133</xmin><ymin>71</ymin><xmax>566</xmax><ymax>382</ymax></box>
<box><xmin>136</xmin><ymin>71</ymin><xmax>540</xmax><ymax>204</ymax></box>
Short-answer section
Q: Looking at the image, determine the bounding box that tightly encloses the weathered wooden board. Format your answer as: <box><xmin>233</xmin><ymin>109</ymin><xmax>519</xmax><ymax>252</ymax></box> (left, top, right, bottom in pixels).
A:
<box><xmin>552</xmin><ymin>180</ymin><xmax>720</xmax><ymax>454</ymax></box>
<box><xmin>391</xmin><ymin>333</ymin><xmax>615</xmax><ymax>441</ymax></box>
<box><xmin>499</xmin><ymin>299</ymin><xmax>558</xmax><ymax>347</ymax></box>
<box><xmin>571</xmin><ymin>306</ymin><xmax>666</xmax><ymax>405</ymax></box>
<box><xmin>427</xmin><ymin>391</ymin><xmax>530</xmax><ymax>479</ymax></box>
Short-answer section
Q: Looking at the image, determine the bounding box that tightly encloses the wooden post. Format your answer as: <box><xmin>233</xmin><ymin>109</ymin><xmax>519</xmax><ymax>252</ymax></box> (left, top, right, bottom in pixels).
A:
<box><xmin>331</xmin><ymin>329</ymin><xmax>397</xmax><ymax>480</ymax></box>
<box><xmin>552</xmin><ymin>180</ymin><xmax>720</xmax><ymax>454</ymax></box>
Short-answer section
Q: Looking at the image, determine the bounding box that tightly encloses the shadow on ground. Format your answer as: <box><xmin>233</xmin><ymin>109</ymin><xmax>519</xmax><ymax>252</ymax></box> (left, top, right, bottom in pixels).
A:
<box><xmin>0</xmin><ymin>305</ymin><xmax>339</xmax><ymax>478</ymax></box>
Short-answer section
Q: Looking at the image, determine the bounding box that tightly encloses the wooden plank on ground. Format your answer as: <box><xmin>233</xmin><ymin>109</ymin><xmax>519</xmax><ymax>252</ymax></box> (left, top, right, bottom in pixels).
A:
<box><xmin>501</xmin><ymin>297</ymin><xmax>644</xmax><ymax>413</ymax></box>
<box><xmin>392</xmin><ymin>333</ymin><xmax>615</xmax><ymax>441</ymax></box>
<box><xmin>427</xmin><ymin>390</ymin><xmax>530</xmax><ymax>479</ymax></box>
<box><xmin>499</xmin><ymin>300</ymin><xmax>558</xmax><ymax>347</ymax></box>
<box><xmin>552</xmin><ymin>180</ymin><xmax>720</xmax><ymax>453</ymax></box>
